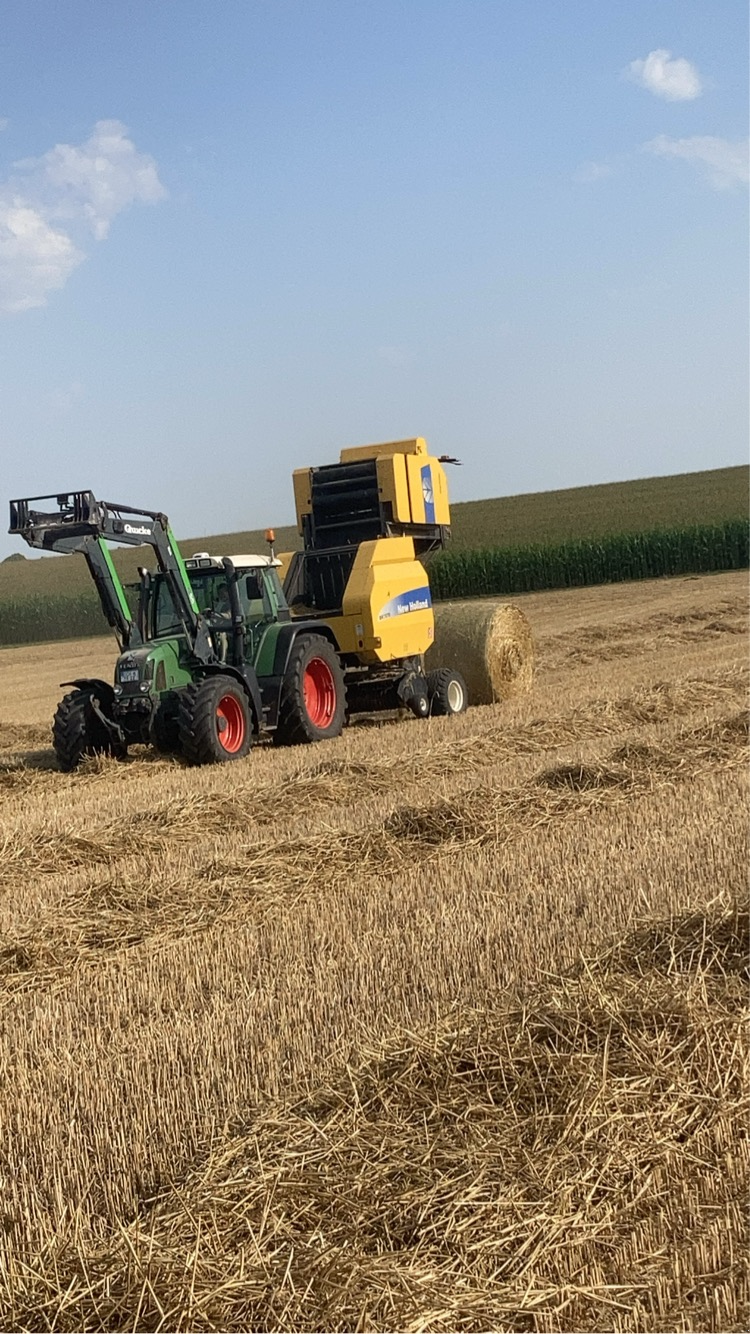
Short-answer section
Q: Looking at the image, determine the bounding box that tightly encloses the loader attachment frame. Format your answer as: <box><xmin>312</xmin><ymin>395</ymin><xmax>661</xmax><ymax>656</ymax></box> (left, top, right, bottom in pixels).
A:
<box><xmin>9</xmin><ymin>491</ymin><xmax>207</xmax><ymax>655</ymax></box>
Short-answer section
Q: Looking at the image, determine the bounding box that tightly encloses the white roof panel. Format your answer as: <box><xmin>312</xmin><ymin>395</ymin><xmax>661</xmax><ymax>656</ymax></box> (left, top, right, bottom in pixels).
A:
<box><xmin>186</xmin><ymin>553</ymin><xmax>281</xmax><ymax>569</ymax></box>
<box><xmin>229</xmin><ymin>553</ymin><xmax>282</xmax><ymax>568</ymax></box>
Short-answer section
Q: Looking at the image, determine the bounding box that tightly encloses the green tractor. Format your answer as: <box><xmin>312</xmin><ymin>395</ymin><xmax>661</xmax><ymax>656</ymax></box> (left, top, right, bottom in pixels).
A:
<box><xmin>9</xmin><ymin>491</ymin><xmax>347</xmax><ymax>768</ymax></box>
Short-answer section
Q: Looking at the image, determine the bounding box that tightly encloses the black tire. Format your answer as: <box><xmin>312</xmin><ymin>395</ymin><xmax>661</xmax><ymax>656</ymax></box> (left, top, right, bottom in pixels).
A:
<box><xmin>178</xmin><ymin>677</ymin><xmax>253</xmax><ymax>766</ymax></box>
<box><xmin>53</xmin><ymin>687</ymin><xmax>127</xmax><ymax>772</ymax></box>
<box><xmin>427</xmin><ymin>668</ymin><xmax>468</xmax><ymax>716</ymax></box>
<box><xmin>274</xmin><ymin>634</ymin><xmax>346</xmax><ymax>746</ymax></box>
<box><xmin>150</xmin><ymin>705</ymin><xmax>180</xmax><ymax>755</ymax></box>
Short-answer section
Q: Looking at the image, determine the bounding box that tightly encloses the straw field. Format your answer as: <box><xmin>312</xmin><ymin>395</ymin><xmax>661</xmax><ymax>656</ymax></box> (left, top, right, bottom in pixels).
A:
<box><xmin>0</xmin><ymin>570</ymin><xmax>747</xmax><ymax>1332</ymax></box>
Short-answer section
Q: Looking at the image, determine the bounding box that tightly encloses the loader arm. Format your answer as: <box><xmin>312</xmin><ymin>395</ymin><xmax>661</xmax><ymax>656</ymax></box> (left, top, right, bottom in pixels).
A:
<box><xmin>86</xmin><ymin>535</ymin><xmax>141</xmax><ymax>646</ymax></box>
<box><xmin>8</xmin><ymin>490</ymin><xmax>207</xmax><ymax>655</ymax></box>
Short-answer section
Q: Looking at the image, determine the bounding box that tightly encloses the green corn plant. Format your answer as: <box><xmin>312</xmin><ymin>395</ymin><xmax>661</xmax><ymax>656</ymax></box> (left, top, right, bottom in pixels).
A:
<box><xmin>430</xmin><ymin>519</ymin><xmax>749</xmax><ymax>601</ymax></box>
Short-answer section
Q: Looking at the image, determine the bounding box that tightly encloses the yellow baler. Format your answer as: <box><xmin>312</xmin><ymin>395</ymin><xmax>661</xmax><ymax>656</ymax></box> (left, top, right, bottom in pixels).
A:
<box><xmin>283</xmin><ymin>438</ymin><xmax>464</xmax><ymax>716</ymax></box>
<box><xmin>328</xmin><ymin>534</ymin><xmax>434</xmax><ymax>664</ymax></box>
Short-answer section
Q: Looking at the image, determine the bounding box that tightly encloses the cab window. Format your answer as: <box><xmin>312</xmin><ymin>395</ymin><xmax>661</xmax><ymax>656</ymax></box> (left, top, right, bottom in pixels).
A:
<box><xmin>150</xmin><ymin>568</ymin><xmax>272</xmax><ymax>637</ymax></box>
<box><xmin>152</xmin><ymin>578</ymin><xmax>184</xmax><ymax>637</ymax></box>
<box><xmin>240</xmin><ymin>571</ymin><xmax>271</xmax><ymax>620</ymax></box>
<box><xmin>189</xmin><ymin>573</ymin><xmax>229</xmax><ymax>617</ymax></box>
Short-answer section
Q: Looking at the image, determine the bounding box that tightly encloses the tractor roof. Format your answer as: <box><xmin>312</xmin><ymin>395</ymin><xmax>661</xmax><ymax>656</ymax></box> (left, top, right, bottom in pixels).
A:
<box><xmin>230</xmin><ymin>553</ymin><xmax>282</xmax><ymax>568</ymax></box>
<box><xmin>186</xmin><ymin>552</ymin><xmax>282</xmax><ymax>570</ymax></box>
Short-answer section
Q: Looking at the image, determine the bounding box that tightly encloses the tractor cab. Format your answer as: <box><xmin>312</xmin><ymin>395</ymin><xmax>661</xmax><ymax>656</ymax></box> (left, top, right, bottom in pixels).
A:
<box><xmin>182</xmin><ymin>553</ymin><xmax>288</xmax><ymax>624</ymax></box>
<box><xmin>146</xmin><ymin>552</ymin><xmax>289</xmax><ymax>655</ymax></box>
<box><xmin>114</xmin><ymin>554</ymin><xmax>290</xmax><ymax>707</ymax></box>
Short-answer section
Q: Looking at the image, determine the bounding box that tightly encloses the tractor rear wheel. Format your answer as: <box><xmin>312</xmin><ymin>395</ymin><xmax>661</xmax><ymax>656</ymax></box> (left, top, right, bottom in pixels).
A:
<box><xmin>178</xmin><ymin>677</ymin><xmax>253</xmax><ymax>765</ymax></box>
<box><xmin>427</xmin><ymin>668</ymin><xmax>468</xmax><ymax>716</ymax></box>
<box><xmin>53</xmin><ymin>687</ymin><xmax>127</xmax><ymax>771</ymax></box>
<box><xmin>274</xmin><ymin>635</ymin><xmax>346</xmax><ymax>746</ymax></box>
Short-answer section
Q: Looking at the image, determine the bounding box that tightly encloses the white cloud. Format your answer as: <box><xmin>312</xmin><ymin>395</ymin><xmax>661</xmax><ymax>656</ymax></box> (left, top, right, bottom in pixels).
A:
<box><xmin>626</xmin><ymin>49</ymin><xmax>702</xmax><ymax>101</ymax></box>
<box><xmin>0</xmin><ymin>120</ymin><xmax>166</xmax><ymax>313</ymax></box>
<box><xmin>573</xmin><ymin>160</ymin><xmax>613</xmax><ymax>183</ymax></box>
<box><xmin>49</xmin><ymin>380</ymin><xmax>85</xmax><ymax>416</ymax></box>
<box><xmin>0</xmin><ymin>201</ymin><xmax>82</xmax><ymax>312</ymax></box>
<box><xmin>645</xmin><ymin>134</ymin><xmax>749</xmax><ymax>189</ymax></box>
<box><xmin>22</xmin><ymin>119</ymin><xmax>167</xmax><ymax>240</ymax></box>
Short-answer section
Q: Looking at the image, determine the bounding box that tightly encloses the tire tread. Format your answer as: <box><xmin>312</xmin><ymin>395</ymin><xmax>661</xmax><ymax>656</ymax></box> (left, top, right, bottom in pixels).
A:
<box><xmin>177</xmin><ymin>677</ymin><xmax>252</xmax><ymax>765</ymax></box>
<box><xmin>52</xmin><ymin>688</ymin><xmax>122</xmax><ymax>771</ymax></box>
<box><xmin>275</xmin><ymin>635</ymin><xmax>346</xmax><ymax>746</ymax></box>
<box><xmin>427</xmin><ymin>667</ymin><xmax>468</xmax><ymax>716</ymax></box>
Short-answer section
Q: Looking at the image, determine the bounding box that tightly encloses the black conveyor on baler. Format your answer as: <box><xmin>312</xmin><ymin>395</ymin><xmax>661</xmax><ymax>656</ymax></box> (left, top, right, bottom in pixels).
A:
<box><xmin>304</xmin><ymin>460</ymin><xmax>383</xmax><ymax>549</ymax></box>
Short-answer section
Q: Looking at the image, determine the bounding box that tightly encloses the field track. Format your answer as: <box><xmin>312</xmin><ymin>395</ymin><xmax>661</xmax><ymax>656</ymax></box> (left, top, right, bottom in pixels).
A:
<box><xmin>0</xmin><ymin>570</ymin><xmax>747</xmax><ymax>1332</ymax></box>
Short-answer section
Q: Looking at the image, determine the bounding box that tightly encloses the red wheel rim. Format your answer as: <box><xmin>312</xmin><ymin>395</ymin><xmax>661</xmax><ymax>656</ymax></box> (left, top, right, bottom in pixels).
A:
<box><xmin>216</xmin><ymin>693</ymin><xmax>246</xmax><ymax>753</ymax></box>
<box><xmin>303</xmin><ymin>657</ymin><xmax>337</xmax><ymax>729</ymax></box>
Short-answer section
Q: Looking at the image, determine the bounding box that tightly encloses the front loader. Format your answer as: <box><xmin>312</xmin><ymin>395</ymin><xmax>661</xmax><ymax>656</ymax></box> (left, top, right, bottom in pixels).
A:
<box><xmin>9</xmin><ymin>491</ymin><xmax>346</xmax><ymax>768</ymax></box>
<box><xmin>9</xmin><ymin>440</ymin><xmax>467</xmax><ymax>770</ymax></box>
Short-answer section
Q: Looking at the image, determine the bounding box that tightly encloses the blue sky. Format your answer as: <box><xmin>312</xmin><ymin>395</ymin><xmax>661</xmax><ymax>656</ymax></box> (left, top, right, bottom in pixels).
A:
<box><xmin>0</xmin><ymin>0</ymin><xmax>747</xmax><ymax>555</ymax></box>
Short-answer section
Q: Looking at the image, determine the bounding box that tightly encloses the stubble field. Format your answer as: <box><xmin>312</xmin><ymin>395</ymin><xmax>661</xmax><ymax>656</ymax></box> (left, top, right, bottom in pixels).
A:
<box><xmin>0</xmin><ymin>570</ymin><xmax>747</xmax><ymax>1332</ymax></box>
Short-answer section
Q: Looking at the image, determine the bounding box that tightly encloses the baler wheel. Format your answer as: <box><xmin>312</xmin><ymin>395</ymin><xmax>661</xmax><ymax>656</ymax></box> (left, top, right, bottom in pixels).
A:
<box><xmin>427</xmin><ymin>668</ymin><xmax>469</xmax><ymax>716</ymax></box>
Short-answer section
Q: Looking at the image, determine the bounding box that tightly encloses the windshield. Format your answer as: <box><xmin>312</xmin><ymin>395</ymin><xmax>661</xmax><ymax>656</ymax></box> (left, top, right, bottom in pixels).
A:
<box><xmin>151</xmin><ymin>570</ymin><xmax>270</xmax><ymax>639</ymax></box>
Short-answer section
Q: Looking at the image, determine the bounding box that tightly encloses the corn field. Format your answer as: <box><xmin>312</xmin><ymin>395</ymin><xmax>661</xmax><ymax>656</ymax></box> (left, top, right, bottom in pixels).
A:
<box><xmin>430</xmin><ymin>518</ymin><xmax>749</xmax><ymax>600</ymax></box>
<box><xmin>0</xmin><ymin>519</ymin><xmax>747</xmax><ymax>647</ymax></box>
<box><xmin>0</xmin><ymin>592</ymin><xmax>107</xmax><ymax>646</ymax></box>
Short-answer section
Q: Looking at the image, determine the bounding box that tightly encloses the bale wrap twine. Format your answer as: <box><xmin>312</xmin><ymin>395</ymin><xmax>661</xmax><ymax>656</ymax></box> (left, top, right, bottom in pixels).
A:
<box><xmin>428</xmin><ymin>601</ymin><xmax>534</xmax><ymax>705</ymax></box>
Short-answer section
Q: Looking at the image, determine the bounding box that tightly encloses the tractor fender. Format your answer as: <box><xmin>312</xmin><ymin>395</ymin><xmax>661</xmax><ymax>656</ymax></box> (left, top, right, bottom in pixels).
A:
<box><xmin>59</xmin><ymin>677</ymin><xmax>126</xmax><ymax>743</ymax></box>
<box><xmin>60</xmin><ymin>677</ymin><xmax>115</xmax><ymax>705</ymax></box>
<box><xmin>271</xmin><ymin>620</ymin><xmax>341</xmax><ymax>679</ymax></box>
<box><xmin>198</xmin><ymin>663</ymin><xmax>263</xmax><ymax>734</ymax></box>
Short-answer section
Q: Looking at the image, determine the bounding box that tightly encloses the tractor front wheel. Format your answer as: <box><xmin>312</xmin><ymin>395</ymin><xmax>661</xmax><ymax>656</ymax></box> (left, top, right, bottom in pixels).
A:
<box><xmin>150</xmin><ymin>705</ymin><xmax>180</xmax><ymax>755</ymax></box>
<box><xmin>427</xmin><ymin>668</ymin><xmax>469</xmax><ymax>716</ymax></box>
<box><xmin>53</xmin><ymin>687</ymin><xmax>127</xmax><ymax>771</ymax></box>
<box><xmin>178</xmin><ymin>677</ymin><xmax>253</xmax><ymax>765</ymax></box>
<box><xmin>274</xmin><ymin>635</ymin><xmax>346</xmax><ymax>746</ymax></box>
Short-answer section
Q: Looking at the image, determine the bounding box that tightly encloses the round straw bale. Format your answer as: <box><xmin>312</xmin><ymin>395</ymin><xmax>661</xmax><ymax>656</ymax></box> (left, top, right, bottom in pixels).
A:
<box><xmin>428</xmin><ymin>601</ymin><xmax>534</xmax><ymax>706</ymax></box>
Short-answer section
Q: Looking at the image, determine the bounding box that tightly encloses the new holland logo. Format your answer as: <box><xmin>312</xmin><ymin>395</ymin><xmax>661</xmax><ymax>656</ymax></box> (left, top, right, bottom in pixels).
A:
<box><xmin>378</xmin><ymin>586</ymin><xmax>433</xmax><ymax>620</ymax></box>
<box><xmin>420</xmin><ymin>464</ymin><xmax>436</xmax><ymax>523</ymax></box>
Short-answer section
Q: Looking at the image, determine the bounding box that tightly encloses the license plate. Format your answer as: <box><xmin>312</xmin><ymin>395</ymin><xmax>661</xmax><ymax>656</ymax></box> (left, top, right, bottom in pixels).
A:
<box><xmin>120</xmin><ymin>669</ymin><xmax>139</xmax><ymax>683</ymax></box>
